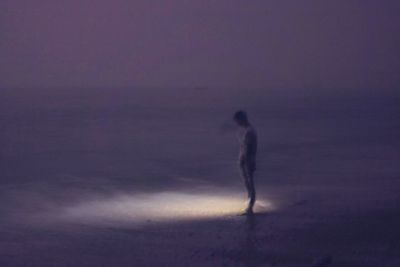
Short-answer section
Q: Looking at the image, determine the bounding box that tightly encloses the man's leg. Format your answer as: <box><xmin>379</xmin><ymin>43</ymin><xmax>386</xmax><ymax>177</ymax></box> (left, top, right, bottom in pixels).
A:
<box><xmin>241</xmin><ymin>166</ymin><xmax>256</xmax><ymax>213</ymax></box>
<box><xmin>247</xmin><ymin>170</ymin><xmax>256</xmax><ymax>212</ymax></box>
<box><xmin>240</xmin><ymin>167</ymin><xmax>252</xmax><ymax>202</ymax></box>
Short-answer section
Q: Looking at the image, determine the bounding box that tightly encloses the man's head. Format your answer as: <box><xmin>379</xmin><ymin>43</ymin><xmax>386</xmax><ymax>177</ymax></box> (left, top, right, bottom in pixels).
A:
<box><xmin>233</xmin><ymin>110</ymin><xmax>249</xmax><ymax>127</ymax></box>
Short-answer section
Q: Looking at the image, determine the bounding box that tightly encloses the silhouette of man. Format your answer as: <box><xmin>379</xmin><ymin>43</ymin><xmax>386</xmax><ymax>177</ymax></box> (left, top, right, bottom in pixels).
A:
<box><xmin>233</xmin><ymin>110</ymin><xmax>257</xmax><ymax>214</ymax></box>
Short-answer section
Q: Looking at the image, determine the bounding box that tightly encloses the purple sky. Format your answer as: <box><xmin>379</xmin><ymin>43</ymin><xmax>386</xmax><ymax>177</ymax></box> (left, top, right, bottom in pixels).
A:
<box><xmin>1</xmin><ymin>0</ymin><xmax>399</xmax><ymax>89</ymax></box>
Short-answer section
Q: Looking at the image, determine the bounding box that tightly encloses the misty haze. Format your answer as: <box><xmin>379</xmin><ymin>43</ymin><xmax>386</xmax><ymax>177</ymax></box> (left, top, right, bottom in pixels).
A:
<box><xmin>1</xmin><ymin>1</ymin><xmax>400</xmax><ymax>267</ymax></box>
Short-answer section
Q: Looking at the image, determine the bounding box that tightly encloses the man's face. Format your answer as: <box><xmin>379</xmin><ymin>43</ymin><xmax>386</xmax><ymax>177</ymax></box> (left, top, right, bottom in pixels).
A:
<box><xmin>234</xmin><ymin>118</ymin><xmax>246</xmax><ymax>127</ymax></box>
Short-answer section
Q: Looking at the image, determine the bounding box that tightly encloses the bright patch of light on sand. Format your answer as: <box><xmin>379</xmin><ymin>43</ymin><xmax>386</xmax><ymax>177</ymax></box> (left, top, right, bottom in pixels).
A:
<box><xmin>51</xmin><ymin>191</ymin><xmax>274</xmax><ymax>226</ymax></box>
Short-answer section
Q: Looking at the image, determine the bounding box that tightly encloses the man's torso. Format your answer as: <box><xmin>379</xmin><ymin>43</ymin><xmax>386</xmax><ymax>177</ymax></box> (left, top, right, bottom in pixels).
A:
<box><xmin>239</xmin><ymin>126</ymin><xmax>257</xmax><ymax>171</ymax></box>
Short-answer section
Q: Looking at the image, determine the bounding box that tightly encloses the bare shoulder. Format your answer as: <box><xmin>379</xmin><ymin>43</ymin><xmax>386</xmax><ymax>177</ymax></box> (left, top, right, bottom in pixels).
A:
<box><xmin>247</xmin><ymin>126</ymin><xmax>257</xmax><ymax>137</ymax></box>
<box><xmin>245</xmin><ymin>126</ymin><xmax>257</xmax><ymax>141</ymax></box>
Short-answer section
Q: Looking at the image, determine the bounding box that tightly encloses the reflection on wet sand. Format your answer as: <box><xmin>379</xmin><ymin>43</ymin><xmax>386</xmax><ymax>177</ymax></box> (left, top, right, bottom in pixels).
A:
<box><xmin>33</xmin><ymin>190</ymin><xmax>274</xmax><ymax>227</ymax></box>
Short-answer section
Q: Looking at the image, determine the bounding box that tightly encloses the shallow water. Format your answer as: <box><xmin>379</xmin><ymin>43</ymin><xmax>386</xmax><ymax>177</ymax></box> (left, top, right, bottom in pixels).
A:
<box><xmin>0</xmin><ymin>88</ymin><xmax>399</xmax><ymax>215</ymax></box>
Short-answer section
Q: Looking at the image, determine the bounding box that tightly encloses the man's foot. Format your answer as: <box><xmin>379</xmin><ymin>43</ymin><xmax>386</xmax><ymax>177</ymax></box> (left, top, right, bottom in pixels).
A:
<box><xmin>238</xmin><ymin>207</ymin><xmax>254</xmax><ymax>216</ymax></box>
<box><xmin>245</xmin><ymin>207</ymin><xmax>254</xmax><ymax>215</ymax></box>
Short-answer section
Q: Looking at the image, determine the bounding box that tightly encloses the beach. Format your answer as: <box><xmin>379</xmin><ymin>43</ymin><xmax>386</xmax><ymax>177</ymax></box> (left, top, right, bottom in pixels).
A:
<box><xmin>0</xmin><ymin>87</ymin><xmax>399</xmax><ymax>266</ymax></box>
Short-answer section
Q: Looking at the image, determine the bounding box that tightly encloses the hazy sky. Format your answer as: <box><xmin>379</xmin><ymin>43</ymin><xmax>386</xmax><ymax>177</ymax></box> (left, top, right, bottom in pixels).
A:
<box><xmin>1</xmin><ymin>0</ymin><xmax>399</xmax><ymax>89</ymax></box>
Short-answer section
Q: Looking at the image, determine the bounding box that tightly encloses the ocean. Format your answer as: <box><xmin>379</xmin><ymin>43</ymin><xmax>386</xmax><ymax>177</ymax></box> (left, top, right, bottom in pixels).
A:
<box><xmin>1</xmin><ymin>87</ymin><xmax>398</xmax><ymax>191</ymax></box>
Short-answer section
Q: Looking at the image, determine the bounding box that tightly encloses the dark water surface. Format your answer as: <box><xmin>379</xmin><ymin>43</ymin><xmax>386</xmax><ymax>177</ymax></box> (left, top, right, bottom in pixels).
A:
<box><xmin>1</xmin><ymin>88</ymin><xmax>399</xmax><ymax>190</ymax></box>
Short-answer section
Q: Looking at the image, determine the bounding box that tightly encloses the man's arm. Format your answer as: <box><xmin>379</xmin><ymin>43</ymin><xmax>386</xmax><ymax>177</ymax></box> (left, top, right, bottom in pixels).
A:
<box><xmin>239</xmin><ymin>131</ymin><xmax>253</xmax><ymax>166</ymax></box>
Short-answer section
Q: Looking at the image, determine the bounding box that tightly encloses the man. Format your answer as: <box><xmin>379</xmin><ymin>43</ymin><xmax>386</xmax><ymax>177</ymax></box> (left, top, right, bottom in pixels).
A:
<box><xmin>233</xmin><ymin>110</ymin><xmax>258</xmax><ymax>214</ymax></box>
